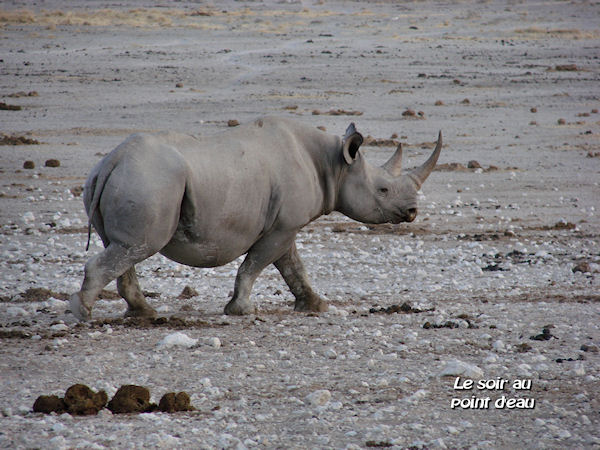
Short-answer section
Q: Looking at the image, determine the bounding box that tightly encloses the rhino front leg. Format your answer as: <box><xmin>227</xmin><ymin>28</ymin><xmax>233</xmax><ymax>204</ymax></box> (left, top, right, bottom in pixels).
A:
<box><xmin>224</xmin><ymin>231</ymin><xmax>296</xmax><ymax>315</ymax></box>
<box><xmin>274</xmin><ymin>242</ymin><xmax>328</xmax><ymax>313</ymax></box>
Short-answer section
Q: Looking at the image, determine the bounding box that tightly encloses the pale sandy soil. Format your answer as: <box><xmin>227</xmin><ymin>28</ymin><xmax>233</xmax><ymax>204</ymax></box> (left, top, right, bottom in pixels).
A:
<box><xmin>0</xmin><ymin>1</ymin><xmax>599</xmax><ymax>449</ymax></box>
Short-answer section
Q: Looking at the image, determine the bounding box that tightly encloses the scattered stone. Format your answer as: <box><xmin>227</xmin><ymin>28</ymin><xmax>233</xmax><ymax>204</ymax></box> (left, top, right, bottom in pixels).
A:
<box><xmin>227</xmin><ymin>119</ymin><xmax>240</xmax><ymax>127</ymax></box>
<box><xmin>283</xmin><ymin>105</ymin><xmax>298</xmax><ymax>110</ymax></box>
<box><xmin>557</xmin><ymin>118</ymin><xmax>566</xmax><ymax>125</ymax></box>
<box><xmin>317</xmin><ymin>126</ymin><xmax>326</xmax><ymax>132</ymax></box>
<box><xmin>70</xmin><ymin>185</ymin><xmax>84</xmax><ymax>197</ymax></box>
<box><xmin>530</xmin><ymin>107</ymin><xmax>537</xmax><ymax>113</ymax></box>
<box><xmin>402</xmin><ymin>108</ymin><xmax>416</xmax><ymax>117</ymax></box>
<box><xmin>33</xmin><ymin>395</ymin><xmax>66</xmax><ymax>414</ymax></box>
<box><xmin>158</xmin><ymin>392</ymin><xmax>195</xmax><ymax>412</ymax></box>
<box><xmin>435</xmin><ymin>100</ymin><xmax>444</xmax><ymax>106</ymax></box>
<box><xmin>45</xmin><ymin>159</ymin><xmax>60</xmax><ymax>167</ymax></box>
<box><xmin>64</xmin><ymin>384</ymin><xmax>108</xmax><ymax>415</ymax></box>
<box><xmin>107</xmin><ymin>385</ymin><xmax>154</xmax><ymax>414</ymax></box>
<box><xmin>178</xmin><ymin>285</ymin><xmax>199</xmax><ymax>299</ymax></box>
<box><xmin>305</xmin><ymin>389</ymin><xmax>331</xmax><ymax>407</ymax></box>
<box><xmin>580</xmin><ymin>344</ymin><xmax>598</xmax><ymax>353</ymax></box>
<box><xmin>23</xmin><ymin>160</ymin><xmax>35</xmax><ymax>169</ymax></box>
<box><xmin>530</xmin><ymin>326</ymin><xmax>555</xmax><ymax>341</ymax></box>
<box><xmin>555</xmin><ymin>64</ymin><xmax>578</xmax><ymax>71</ymax></box>
<box><xmin>312</xmin><ymin>109</ymin><xmax>363</xmax><ymax>116</ymax></box>
<box><xmin>439</xmin><ymin>359</ymin><xmax>484</xmax><ymax>379</ymax></box>
<box><xmin>370</xmin><ymin>302</ymin><xmax>434</xmax><ymax>314</ymax></box>
<box><xmin>8</xmin><ymin>91</ymin><xmax>38</xmax><ymax>98</ymax></box>
<box><xmin>365</xmin><ymin>441</ymin><xmax>393</xmax><ymax>448</ymax></box>
<box><xmin>175</xmin><ymin>82</ymin><xmax>184</xmax><ymax>88</ymax></box>
<box><xmin>515</xmin><ymin>343</ymin><xmax>532</xmax><ymax>353</ymax></box>
<box><xmin>592</xmin><ymin>108</ymin><xmax>599</xmax><ymax>114</ymax></box>
<box><xmin>0</xmin><ymin>102</ymin><xmax>22</xmax><ymax>111</ymax></box>
<box><xmin>423</xmin><ymin>320</ymin><xmax>459</xmax><ymax>329</ymax></box>
<box><xmin>158</xmin><ymin>332</ymin><xmax>198</xmax><ymax>348</ymax></box>
<box><xmin>0</xmin><ymin>134</ymin><xmax>40</xmax><ymax>145</ymax></box>
<box><xmin>572</xmin><ymin>262</ymin><xmax>591</xmax><ymax>273</ymax></box>
<box><xmin>461</xmin><ymin>98</ymin><xmax>470</xmax><ymax>104</ymax></box>
<box><xmin>467</xmin><ymin>160</ymin><xmax>482</xmax><ymax>169</ymax></box>
<box><xmin>363</xmin><ymin>135</ymin><xmax>400</xmax><ymax>147</ymax></box>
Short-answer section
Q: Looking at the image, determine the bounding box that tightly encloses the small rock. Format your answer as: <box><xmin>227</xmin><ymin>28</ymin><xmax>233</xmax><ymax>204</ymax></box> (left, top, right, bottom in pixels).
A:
<box><xmin>45</xmin><ymin>159</ymin><xmax>60</xmax><ymax>167</ymax></box>
<box><xmin>461</xmin><ymin>98</ymin><xmax>470</xmax><ymax>104</ymax></box>
<box><xmin>580</xmin><ymin>344</ymin><xmax>598</xmax><ymax>353</ymax></box>
<box><xmin>325</xmin><ymin>348</ymin><xmax>337</xmax><ymax>359</ymax></box>
<box><xmin>467</xmin><ymin>160</ymin><xmax>482</xmax><ymax>169</ymax></box>
<box><xmin>434</xmin><ymin>100</ymin><xmax>444</xmax><ymax>106</ymax></box>
<box><xmin>572</xmin><ymin>262</ymin><xmax>591</xmax><ymax>273</ymax></box>
<box><xmin>107</xmin><ymin>385</ymin><xmax>154</xmax><ymax>414</ymax></box>
<box><xmin>23</xmin><ymin>160</ymin><xmax>35</xmax><ymax>169</ymax></box>
<box><xmin>175</xmin><ymin>82</ymin><xmax>184</xmax><ymax>88</ymax></box>
<box><xmin>557</xmin><ymin>118</ymin><xmax>566</xmax><ymax>125</ymax></box>
<box><xmin>208</xmin><ymin>337</ymin><xmax>221</xmax><ymax>348</ymax></box>
<box><xmin>305</xmin><ymin>389</ymin><xmax>331</xmax><ymax>407</ymax></box>
<box><xmin>439</xmin><ymin>359</ymin><xmax>483</xmax><ymax>379</ymax></box>
<box><xmin>178</xmin><ymin>285</ymin><xmax>198</xmax><ymax>299</ymax></box>
<box><xmin>402</xmin><ymin>108</ymin><xmax>416</xmax><ymax>117</ymax></box>
<box><xmin>530</xmin><ymin>107</ymin><xmax>537</xmax><ymax>113</ymax></box>
<box><xmin>227</xmin><ymin>119</ymin><xmax>240</xmax><ymax>127</ymax></box>
<box><xmin>158</xmin><ymin>332</ymin><xmax>198</xmax><ymax>348</ymax></box>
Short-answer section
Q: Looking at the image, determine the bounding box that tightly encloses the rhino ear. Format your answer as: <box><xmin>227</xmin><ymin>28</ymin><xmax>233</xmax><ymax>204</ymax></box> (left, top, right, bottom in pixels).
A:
<box><xmin>342</xmin><ymin>123</ymin><xmax>363</xmax><ymax>165</ymax></box>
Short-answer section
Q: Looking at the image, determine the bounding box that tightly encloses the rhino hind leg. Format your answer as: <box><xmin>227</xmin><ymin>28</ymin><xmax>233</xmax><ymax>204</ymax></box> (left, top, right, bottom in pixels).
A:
<box><xmin>274</xmin><ymin>243</ymin><xmax>328</xmax><ymax>313</ymax></box>
<box><xmin>70</xmin><ymin>243</ymin><xmax>155</xmax><ymax>321</ymax></box>
<box><xmin>118</xmin><ymin>267</ymin><xmax>157</xmax><ymax>318</ymax></box>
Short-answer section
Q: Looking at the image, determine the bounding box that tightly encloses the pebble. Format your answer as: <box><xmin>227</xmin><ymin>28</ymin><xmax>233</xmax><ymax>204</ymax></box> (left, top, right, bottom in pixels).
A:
<box><xmin>305</xmin><ymin>389</ymin><xmax>331</xmax><ymax>407</ymax></box>
<box><xmin>439</xmin><ymin>359</ymin><xmax>484</xmax><ymax>379</ymax></box>
<box><xmin>157</xmin><ymin>332</ymin><xmax>198</xmax><ymax>349</ymax></box>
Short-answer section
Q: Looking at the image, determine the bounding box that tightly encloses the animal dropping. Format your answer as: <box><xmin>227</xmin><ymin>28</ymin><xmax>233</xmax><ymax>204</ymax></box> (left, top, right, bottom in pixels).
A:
<box><xmin>70</xmin><ymin>117</ymin><xmax>442</xmax><ymax>320</ymax></box>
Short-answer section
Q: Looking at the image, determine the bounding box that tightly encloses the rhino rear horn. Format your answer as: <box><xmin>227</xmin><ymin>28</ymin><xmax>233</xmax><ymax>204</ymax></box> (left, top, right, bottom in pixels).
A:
<box><xmin>342</xmin><ymin>123</ymin><xmax>363</xmax><ymax>165</ymax></box>
<box><xmin>382</xmin><ymin>143</ymin><xmax>403</xmax><ymax>176</ymax></box>
<box><xmin>410</xmin><ymin>131</ymin><xmax>442</xmax><ymax>187</ymax></box>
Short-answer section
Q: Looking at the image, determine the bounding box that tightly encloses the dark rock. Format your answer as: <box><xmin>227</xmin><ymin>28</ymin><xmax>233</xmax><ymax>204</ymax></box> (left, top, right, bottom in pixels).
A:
<box><xmin>580</xmin><ymin>344</ymin><xmax>599</xmax><ymax>353</ymax></box>
<box><xmin>23</xmin><ymin>160</ymin><xmax>35</xmax><ymax>169</ymax></box>
<box><xmin>227</xmin><ymin>119</ymin><xmax>240</xmax><ymax>127</ymax></box>
<box><xmin>467</xmin><ymin>160</ymin><xmax>482</xmax><ymax>169</ymax></box>
<box><xmin>572</xmin><ymin>262</ymin><xmax>591</xmax><ymax>273</ymax></box>
<box><xmin>45</xmin><ymin>159</ymin><xmax>60</xmax><ymax>167</ymax></box>
<box><xmin>178</xmin><ymin>285</ymin><xmax>199</xmax><ymax>299</ymax></box>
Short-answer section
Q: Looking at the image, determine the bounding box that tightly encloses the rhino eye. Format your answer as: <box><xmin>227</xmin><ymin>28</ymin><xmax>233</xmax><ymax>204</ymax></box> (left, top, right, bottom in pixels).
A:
<box><xmin>378</xmin><ymin>187</ymin><xmax>389</xmax><ymax>195</ymax></box>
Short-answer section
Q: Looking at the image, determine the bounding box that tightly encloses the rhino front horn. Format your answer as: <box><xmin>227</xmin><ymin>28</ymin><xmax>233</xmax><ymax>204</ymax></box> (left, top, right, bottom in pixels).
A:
<box><xmin>410</xmin><ymin>131</ymin><xmax>442</xmax><ymax>187</ymax></box>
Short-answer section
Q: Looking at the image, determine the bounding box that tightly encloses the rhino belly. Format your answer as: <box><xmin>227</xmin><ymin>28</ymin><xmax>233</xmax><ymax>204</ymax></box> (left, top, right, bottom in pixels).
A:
<box><xmin>159</xmin><ymin>226</ymin><xmax>254</xmax><ymax>268</ymax></box>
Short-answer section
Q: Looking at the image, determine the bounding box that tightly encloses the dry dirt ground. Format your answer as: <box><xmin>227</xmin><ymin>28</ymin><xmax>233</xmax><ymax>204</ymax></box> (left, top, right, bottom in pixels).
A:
<box><xmin>1</xmin><ymin>1</ymin><xmax>599</xmax><ymax>449</ymax></box>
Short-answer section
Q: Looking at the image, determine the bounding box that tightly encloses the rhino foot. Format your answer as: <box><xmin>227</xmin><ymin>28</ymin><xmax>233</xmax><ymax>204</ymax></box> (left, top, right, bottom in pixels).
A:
<box><xmin>69</xmin><ymin>292</ymin><xmax>92</xmax><ymax>322</ymax></box>
<box><xmin>294</xmin><ymin>296</ymin><xmax>328</xmax><ymax>313</ymax></box>
<box><xmin>124</xmin><ymin>306</ymin><xmax>157</xmax><ymax>319</ymax></box>
<box><xmin>224</xmin><ymin>299</ymin><xmax>256</xmax><ymax>316</ymax></box>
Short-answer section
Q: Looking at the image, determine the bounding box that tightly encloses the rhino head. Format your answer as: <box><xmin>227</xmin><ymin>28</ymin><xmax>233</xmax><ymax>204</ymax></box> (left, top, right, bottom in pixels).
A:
<box><xmin>336</xmin><ymin>123</ymin><xmax>442</xmax><ymax>224</ymax></box>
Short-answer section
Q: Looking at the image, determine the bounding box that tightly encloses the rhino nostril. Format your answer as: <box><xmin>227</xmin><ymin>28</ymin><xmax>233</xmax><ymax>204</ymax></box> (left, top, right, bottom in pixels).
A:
<box><xmin>406</xmin><ymin>208</ymin><xmax>417</xmax><ymax>221</ymax></box>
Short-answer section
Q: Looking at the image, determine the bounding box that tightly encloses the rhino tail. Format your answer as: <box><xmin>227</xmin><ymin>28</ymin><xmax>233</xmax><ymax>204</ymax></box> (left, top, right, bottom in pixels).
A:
<box><xmin>85</xmin><ymin>149</ymin><xmax>125</xmax><ymax>251</ymax></box>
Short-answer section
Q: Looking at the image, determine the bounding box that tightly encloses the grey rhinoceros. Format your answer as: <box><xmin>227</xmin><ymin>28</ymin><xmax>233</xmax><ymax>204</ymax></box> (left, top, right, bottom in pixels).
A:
<box><xmin>70</xmin><ymin>117</ymin><xmax>442</xmax><ymax>320</ymax></box>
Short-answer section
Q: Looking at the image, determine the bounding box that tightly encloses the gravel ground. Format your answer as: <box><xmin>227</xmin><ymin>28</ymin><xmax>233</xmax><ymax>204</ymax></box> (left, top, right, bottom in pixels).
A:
<box><xmin>1</xmin><ymin>1</ymin><xmax>599</xmax><ymax>448</ymax></box>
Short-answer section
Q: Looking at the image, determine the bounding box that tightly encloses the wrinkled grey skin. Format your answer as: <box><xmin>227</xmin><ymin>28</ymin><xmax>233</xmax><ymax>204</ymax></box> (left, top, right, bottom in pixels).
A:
<box><xmin>70</xmin><ymin>117</ymin><xmax>442</xmax><ymax>320</ymax></box>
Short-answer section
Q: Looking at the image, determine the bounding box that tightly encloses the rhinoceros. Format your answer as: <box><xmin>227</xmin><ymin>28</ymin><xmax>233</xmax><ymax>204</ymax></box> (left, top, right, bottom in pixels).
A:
<box><xmin>69</xmin><ymin>117</ymin><xmax>441</xmax><ymax>320</ymax></box>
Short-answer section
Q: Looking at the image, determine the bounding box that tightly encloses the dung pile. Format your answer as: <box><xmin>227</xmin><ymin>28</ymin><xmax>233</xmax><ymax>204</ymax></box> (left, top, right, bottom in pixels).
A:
<box><xmin>33</xmin><ymin>384</ymin><xmax>195</xmax><ymax>415</ymax></box>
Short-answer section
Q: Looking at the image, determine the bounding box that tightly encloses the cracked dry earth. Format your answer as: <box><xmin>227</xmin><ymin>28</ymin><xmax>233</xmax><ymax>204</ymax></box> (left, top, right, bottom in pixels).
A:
<box><xmin>1</xmin><ymin>0</ymin><xmax>599</xmax><ymax>449</ymax></box>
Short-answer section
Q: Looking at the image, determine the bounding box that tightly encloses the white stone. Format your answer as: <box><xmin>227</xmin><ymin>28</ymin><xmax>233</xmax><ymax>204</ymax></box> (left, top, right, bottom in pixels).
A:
<box><xmin>325</xmin><ymin>348</ymin><xmax>337</xmax><ymax>359</ymax></box>
<box><xmin>208</xmin><ymin>337</ymin><xmax>221</xmax><ymax>348</ymax></box>
<box><xmin>305</xmin><ymin>389</ymin><xmax>331</xmax><ymax>407</ymax></box>
<box><xmin>157</xmin><ymin>332</ymin><xmax>198</xmax><ymax>349</ymax></box>
<box><xmin>439</xmin><ymin>359</ymin><xmax>484</xmax><ymax>379</ymax></box>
